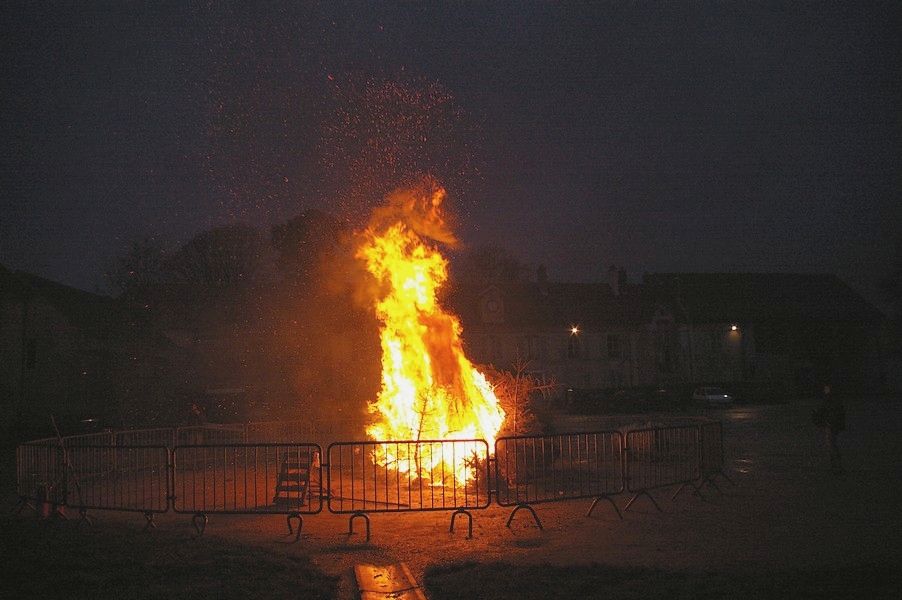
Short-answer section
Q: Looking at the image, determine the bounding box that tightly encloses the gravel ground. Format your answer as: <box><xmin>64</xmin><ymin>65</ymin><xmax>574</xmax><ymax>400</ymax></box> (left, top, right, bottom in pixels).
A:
<box><xmin>335</xmin><ymin>398</ymin><xmax>899</xmax><ymax>596</ymax></box>
<box><xmin>5</xmin><ymin>397</ymin><xmax>900</xmax><ymax>598</ymax></box>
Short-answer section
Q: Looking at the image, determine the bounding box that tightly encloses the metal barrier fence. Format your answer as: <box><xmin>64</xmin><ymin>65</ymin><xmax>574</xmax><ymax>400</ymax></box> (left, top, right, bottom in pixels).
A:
<box><xmin>15</xmin><ymin>440</ymin><xmax>66</xmax><ymax>516</ymax></box>
<box><xmin>175</xmin><ymin>424</ymin><xmax>247</xmax><ymax>446</ymax></box>
<box><xmin>327</xmin><ymin>439</ymin><xmax>491</xmax><ymax>513</ymax></box>
<box><xmin>59</xmin><ymin>430</ymin><xmax>115</xmax><ymax>448</ymax></box>
<box><xmin>623</xmin><ymin>425</ymin><xmax>700</xmax><ymax>511</ymax></box>
<box><xmin>13</xmin><ymin>418</ymin><xmax>726</xmax><ymax>541</ymax></box>
<box><xmin>326</xmin><ymin>439</ymin><xmax>491</xmax><ymax>540</ymax></box>
<box><xmin>114</xmin><ymin>428</ymin><xmax>176</xmax><ymax>449</ymax></box>
<box><xmin>245</xmin><ymin>420</ymin><xmax>312</xmax><ymax>444</ymax></box>
<box><xmin>61</xmin><ymin>418</ymin><xmax>367</xmax><ymax>448</ymax></box>
<box><xmin>65</xmin><ymin>445</ymin><xmax>170</xmax><ymax>526</ymax></box>
<box><xmin>693</xmin><ymin>420</ymin><xmax>732</xmax><ymax>494</ymax></box>
<box><xmin>172</xmin><ymin>443</ymin><xmax>323</xmax><ymax>537</ymax></box>
<box><xmin>495</xmin><ymin>431</ymin><xmax>624</xmax><ymax>525</ymax></box>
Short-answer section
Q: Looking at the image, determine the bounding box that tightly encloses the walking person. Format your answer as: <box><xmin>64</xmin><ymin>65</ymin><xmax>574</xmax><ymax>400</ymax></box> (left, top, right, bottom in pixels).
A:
<box><xmin>813</xmin><ymin>384</ymin><xmax>846</xmax><ymax>474</ymax></box>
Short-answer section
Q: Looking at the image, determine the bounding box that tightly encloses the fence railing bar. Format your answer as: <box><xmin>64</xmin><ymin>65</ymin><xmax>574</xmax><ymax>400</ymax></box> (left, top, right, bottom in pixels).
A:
<box><xmin>14</xmin><ymin>420</ymin><xmax>725</xmax><ymax>539</ymax></box>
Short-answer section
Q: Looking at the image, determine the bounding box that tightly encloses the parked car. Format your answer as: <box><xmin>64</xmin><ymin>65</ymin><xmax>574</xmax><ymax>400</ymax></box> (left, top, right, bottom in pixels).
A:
<box><xmin>692</xmin><ymin>386</ymin><xmax>734</xmax><ymax>407</ymax></box>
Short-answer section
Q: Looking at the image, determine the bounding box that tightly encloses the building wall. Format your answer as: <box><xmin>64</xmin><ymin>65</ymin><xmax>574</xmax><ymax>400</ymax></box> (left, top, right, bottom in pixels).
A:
<box><xmin>0</xmin><ymin>286</ymin><xmax>153</xmax><ymax>438</ymax></box>
<box><xmin>683</xmin><ymin>323</ymin><xmax>746</xmax><ymax>384</ymax></box>
<box><xmin>464</xmin><ymin>326</ymin><xmax>665</xmax><ymax>395</ymax></box>
<box><xmin>18</xmin><ymin>296</ymin><xmax>93</xmax><ymax>432</ymax></box>
<box><xmin>0</xmin><ymin>295</ymin><xmax>25</xmax><ymax>440</ymax></box>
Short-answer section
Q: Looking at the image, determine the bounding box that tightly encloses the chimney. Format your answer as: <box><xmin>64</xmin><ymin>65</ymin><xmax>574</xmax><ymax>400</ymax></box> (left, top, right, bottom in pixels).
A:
<box><xmin>537</xmin><ymin>264</ymin><xmax>548</xmax><ymax>295</ymax></box>
<box><xmin>608</xmin><ymin>265</ymin><xmax>620</xmax><ymax>296</ymax></box>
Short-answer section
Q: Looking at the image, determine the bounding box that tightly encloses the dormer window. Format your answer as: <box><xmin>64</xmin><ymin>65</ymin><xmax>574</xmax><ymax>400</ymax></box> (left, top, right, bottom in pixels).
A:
<box><xmin>479</xmin><ymin>287</ymin><xmax>504</xmax><ymax>323</ymax></box>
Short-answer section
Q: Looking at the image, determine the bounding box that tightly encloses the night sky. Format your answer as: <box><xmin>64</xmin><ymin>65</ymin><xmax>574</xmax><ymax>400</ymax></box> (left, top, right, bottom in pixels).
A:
<box><xmin>2</xmin><ymin>2</ymin><xmax>900</xmax><ymax>311</ymax></box>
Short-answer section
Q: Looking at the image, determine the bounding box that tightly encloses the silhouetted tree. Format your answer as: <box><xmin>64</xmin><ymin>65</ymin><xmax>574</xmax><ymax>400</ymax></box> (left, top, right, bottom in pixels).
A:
<box><xmin>262</xmin><ymin>209</ymin><xmax>381</xmax><ymax>423</ymax></box>
<box><xmin>162</xmin><ymin>223</ymin><xmax>269</xmax><ymax>290</ymax></box>
<box><xmin>484</xmin><ymin>355</ymin><xmax>557</xmax><ymax>437</ymax></box>
<box><xmin>450</xmin><ymin>243</ymin><xmax>530</xmax><ymax>285</ymax></box>
<box><xmin>271</xmin><ymin>209</ymin><xmax>349</xmax><ymax>284</ymax></box>
<box><xmin>103</xmin><ymin>214</ymin><xmax>383</xmax><ymax>426</ymax></box>
<box><xmin>105</xmin><ymin>237</ymin><xmax>166</xmax><ymax>300</ymax></box>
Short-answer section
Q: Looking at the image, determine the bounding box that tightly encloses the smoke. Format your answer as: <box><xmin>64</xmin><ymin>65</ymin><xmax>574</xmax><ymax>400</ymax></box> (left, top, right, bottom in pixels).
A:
<box><xmin>367</xmin><ymin>176</ymin><xmax>459</xmax><ymax>247</ymax></box>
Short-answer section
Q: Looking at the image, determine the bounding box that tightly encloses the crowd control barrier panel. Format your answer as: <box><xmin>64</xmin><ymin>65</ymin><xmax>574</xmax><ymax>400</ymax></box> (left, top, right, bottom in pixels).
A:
<box><xmin>326</xmin><ymin>439</ymin><xmax>491</xmax><ymax>540</ymax></box>
<box><xmin>623</xmin><ymin>425</ymin><xmax>700</xmax><ymax>511</ymax></box>
<box><xmin>495</xmin><ymin>431</ymin><xmax>624</xmax><ymax>526</ymax></box>
<box><xmin>13</xmin><ymin>417</ymin><xmax>728</xmax><ymax>542</ymax></box>
<box><xmin>64</xmin><ymin>445</ymin><xmax>170</xmax><ymax>528</ymax></box>
<box><xmin>172</xmin><ymin>443</ymin><xmax>323</xmax><ymax>538</ymax></box>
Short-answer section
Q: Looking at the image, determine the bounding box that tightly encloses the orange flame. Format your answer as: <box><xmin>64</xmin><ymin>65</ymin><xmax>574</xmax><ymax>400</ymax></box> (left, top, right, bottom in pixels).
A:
<box><xmin>356</xmin><ymin>178</ymin><xmax>505</xmax><ymax>483</ymax></box>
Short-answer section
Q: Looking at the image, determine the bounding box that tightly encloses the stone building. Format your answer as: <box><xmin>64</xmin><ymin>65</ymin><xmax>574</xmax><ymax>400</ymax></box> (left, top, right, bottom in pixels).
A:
<box><xmin>448</xmin><ymin>269</ymin><xmax>886</xmax><ymax>405</ymax></box>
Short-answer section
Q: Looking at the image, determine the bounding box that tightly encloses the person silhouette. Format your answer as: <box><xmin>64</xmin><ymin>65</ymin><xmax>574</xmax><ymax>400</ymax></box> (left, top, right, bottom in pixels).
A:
<box><xmin>818</xmin><ymin>385</ymin><xmax>846</xmax><ymax>474</ymax></box>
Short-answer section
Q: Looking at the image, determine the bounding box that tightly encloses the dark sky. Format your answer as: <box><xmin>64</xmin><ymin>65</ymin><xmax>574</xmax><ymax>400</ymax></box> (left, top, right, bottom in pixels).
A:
<box><xmin>2</xmin><ymin>2</ymin><xmax>900</xmax><ymax>311</ymax></box>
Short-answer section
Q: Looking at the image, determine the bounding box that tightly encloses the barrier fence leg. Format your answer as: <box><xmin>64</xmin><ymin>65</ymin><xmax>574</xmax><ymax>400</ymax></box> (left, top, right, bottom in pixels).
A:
<box><xmin>142</xmin><ymin>512</ymin><xmax>156</xmax><ymax>532</ymax></box>
<box><xmin>348</xmin><ymin>512</ymin><xmax>371</xmax><ymax>543</ymax></box>
<box><xmin>506</xmin><ymin>504</ymin><xmax>543</xmax><ymax>530</ymax></box>
<box><xmin>623</xmin><ymin>490</ymin><xmax>662</xmax><ymax>513</ymax></box>
<box><xmin>287</xmin><ymin>511</ymin><xmax>303</xmax><ymax>543</ymax></box>
<box><xmin>708</xmin><ymin>469</ymin><xmax>734</xmax><ymax>489</ymax></box>
<box><xmin>449</xmin><ymin>508</ymin><xmax>473</xmax><ymax>539</ymax></box>
<box><xmin>671</xmin><ymin>482</ymin><xmax>704</xmax><ymax>501</ymax></box>
<box><xmin>75</xmin><ymin>507</ymin><xmax>93</xmax><ymax>529</ymax></box>
<box><xmin>586</xmin><ymin>495</ymin><xmax>622</xmax><ymax>520</ymax></box>
<box><xmin>192</xmin><ymin>512</ymin><xmax>208</xmax><ymax>536</ymax></box>
<box><xmin>12</xmin><ymin>496</ymin><xmax>36</xmax><ymax>516</ymax></box>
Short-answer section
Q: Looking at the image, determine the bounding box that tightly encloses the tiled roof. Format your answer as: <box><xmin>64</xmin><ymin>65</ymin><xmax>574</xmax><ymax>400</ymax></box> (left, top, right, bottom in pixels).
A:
<box><xmin>642</xmin><ymin>273</ymin><xmax>885</xmax><ymax>324</ymax></box>
<box><xmin>446</xmin><ymin>280</ymin><xmax>654</xmax><ymax>330</ymax></box>
<box><xmin>1</xmin><ymin>265</ymin><xmax>129</xmax><ymax>334</ymax></box>
<box><xmin>446</xmin><ymin>272</ymin><xmax>884</xmax><ymax>330</ymax></box>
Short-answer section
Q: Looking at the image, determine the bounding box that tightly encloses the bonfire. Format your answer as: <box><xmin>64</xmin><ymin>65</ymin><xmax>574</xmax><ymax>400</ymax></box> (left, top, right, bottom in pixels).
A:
<box><xmin>356</xmin><ymin>178</ymin><xmax>506</xmax><ymax>483</ymax></box>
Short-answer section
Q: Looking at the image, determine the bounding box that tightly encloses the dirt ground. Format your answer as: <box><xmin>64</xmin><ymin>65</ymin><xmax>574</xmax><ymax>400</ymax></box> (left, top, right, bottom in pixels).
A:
<box><xmin>5</xmin><ymin>397</ymin><xmax>901</xmax><ymax>598</ymax></box>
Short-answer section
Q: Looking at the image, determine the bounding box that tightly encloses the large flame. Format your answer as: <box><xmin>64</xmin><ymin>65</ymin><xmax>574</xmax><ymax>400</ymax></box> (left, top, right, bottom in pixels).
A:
<box><xmin>356</xmin><ymin>178</ymin><xmax>506</xmax><ymax>483</ymax></box>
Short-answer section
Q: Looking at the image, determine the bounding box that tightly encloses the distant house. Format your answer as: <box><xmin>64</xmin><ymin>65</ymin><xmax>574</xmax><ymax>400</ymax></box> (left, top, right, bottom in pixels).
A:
<box><xmin>643</xmin><ymin>272</ymin><xmax>887</xmax><ymax>398</ymax></box>
<box><xmin>2</xmin><ymin>262</ymin><xmax>887</xmax><ymax>439</ymax></box>
<box><xmin>447</xmin><ymin>267</ymin><xmax>673</xmax><ymax>395</ymax></box>
<box><xmin>0</xmin><ymin>265</ymin><xmax>171</xmax><ymax>440</ymax></box>
<box><xmin>447</xmin><ymin>269</ymin><xmax>887</xmax><ymax>402</ymax></box>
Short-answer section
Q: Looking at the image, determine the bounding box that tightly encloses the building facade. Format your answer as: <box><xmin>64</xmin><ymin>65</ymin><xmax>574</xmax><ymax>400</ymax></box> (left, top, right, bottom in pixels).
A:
<box><xmin>448</xmin><ymin>270</ymin><xmax>886</xmax><ymax>403</ymax></box>
<box><xmin>0</xmin><ymin>266</ymin><xmax>169</xmax><ymax>440</ymax></box>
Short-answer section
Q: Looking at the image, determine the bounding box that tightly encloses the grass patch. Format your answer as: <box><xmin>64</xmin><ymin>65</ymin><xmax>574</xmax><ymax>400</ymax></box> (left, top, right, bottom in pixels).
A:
<box><xmin>5</xmin><ymin>511</ymin><xmax>898</xmax><ymax>600</ymax></box>
<box><xmin>0</xmin><ymin>514</ymin><xmax>337</xmax><ymax>600</ymax></box>
<box><xmin>422</xmin><ymin>561</ymin><xmax>901</xmax><ymax>600</ymax></box>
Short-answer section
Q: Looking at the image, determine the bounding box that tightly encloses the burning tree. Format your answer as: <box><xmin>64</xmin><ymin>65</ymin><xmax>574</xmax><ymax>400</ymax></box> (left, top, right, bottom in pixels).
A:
<box><xmin>484</xmin><ymin>355</ymin><xmax>557</xmax><ymax>439</ymax></box>
<box><xmin>356</xmin><ymin>177</ymin><xmax>506</xmax><ymax>483</ymax></box>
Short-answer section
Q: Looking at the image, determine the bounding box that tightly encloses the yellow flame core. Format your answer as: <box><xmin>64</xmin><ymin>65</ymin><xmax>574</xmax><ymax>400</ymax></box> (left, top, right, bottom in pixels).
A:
<box><xmin>357</xmin><ymin>184</ymin><xmax>505</xmax><ymax>483</ymax></box>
